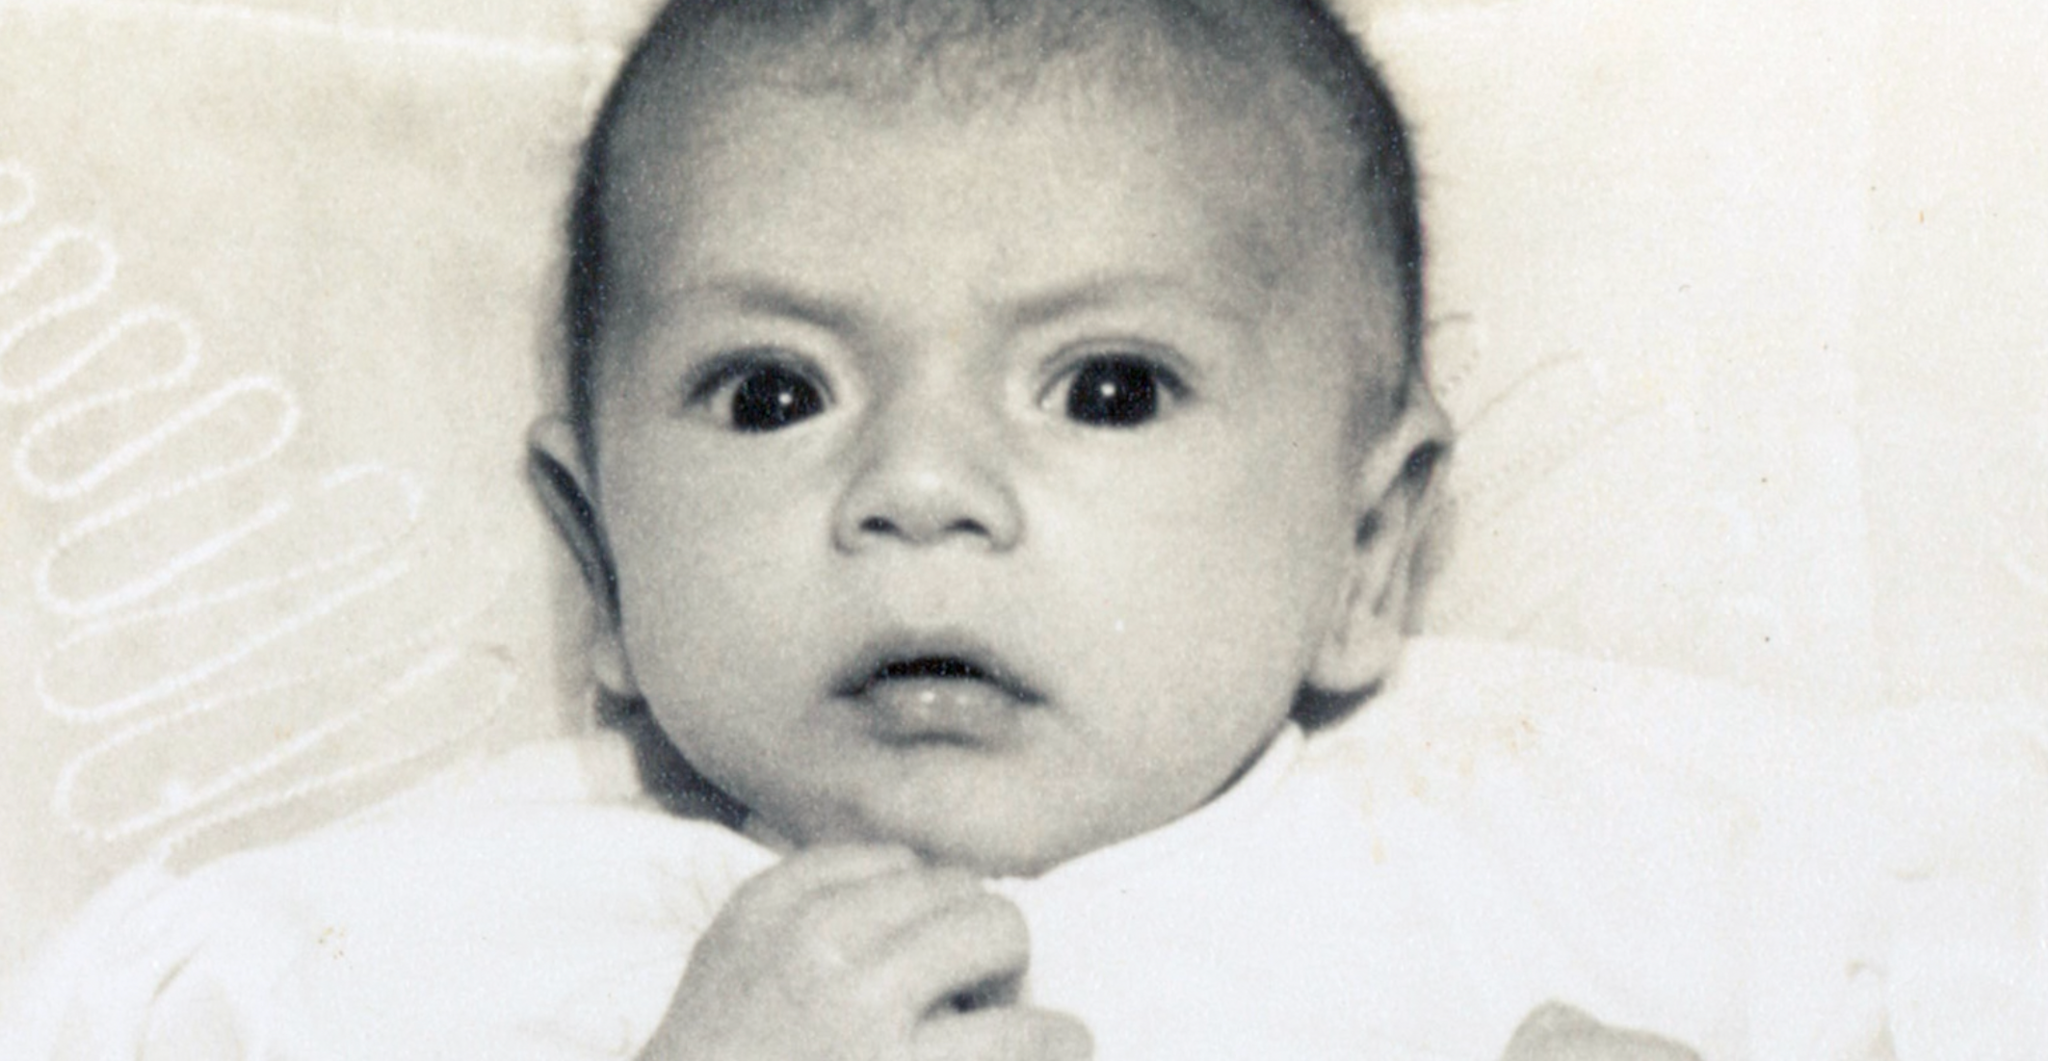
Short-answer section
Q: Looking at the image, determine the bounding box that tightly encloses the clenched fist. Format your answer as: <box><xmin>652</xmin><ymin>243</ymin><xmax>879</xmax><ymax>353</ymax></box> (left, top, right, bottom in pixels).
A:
<box><xmin>638</xmin><ymin>845</ymin><xmax>1092</xmax><ymax>1061</ymax></box>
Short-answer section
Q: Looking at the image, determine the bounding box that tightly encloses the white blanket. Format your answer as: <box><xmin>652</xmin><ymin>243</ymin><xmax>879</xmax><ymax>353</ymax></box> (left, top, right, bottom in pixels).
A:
<box><xmin>6</xmin><ymin>639</ymin><xmax>2043</xmax><ymax>1060</ymax></box>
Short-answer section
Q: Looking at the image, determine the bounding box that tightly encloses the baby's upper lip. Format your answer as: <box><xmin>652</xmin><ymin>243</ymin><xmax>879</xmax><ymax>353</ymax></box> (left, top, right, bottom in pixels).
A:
<box><xmin>831</xmin><ymin>631</ymin><xmax>1046</xmax><ymax>705</ymax></box>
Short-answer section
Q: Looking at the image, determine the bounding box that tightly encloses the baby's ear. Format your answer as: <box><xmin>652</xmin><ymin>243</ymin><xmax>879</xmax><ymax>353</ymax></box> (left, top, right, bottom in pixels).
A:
<box><xmin>1308</xmin><ymin>390</ymin><xmax>1451</xmax><ymax>695</ymax></box>
<box><xmin>527</xmin><ymin>417</ymin><xmax>636</xmax><ymax>698</ymax></box>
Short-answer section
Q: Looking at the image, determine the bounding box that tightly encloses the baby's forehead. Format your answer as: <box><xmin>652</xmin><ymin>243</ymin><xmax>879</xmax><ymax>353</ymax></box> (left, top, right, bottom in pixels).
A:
<box><xmin>611</xmin><ymin>78</ymin><xmax>1376</xmax><ymax>355</ymax></box>
<box><xmin>607</xmin><ymin>7</ymin><xmax>1376</xmax><ymax>288</ymax></box>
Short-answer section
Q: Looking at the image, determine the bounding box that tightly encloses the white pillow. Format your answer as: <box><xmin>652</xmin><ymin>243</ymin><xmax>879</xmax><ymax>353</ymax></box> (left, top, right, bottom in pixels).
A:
<box><xmin>1375</xmin><ymin>0</ymin><xmax>1878</xmax><ymax>699</ymax></box>
<box><xmin>1373</xmin><ymin>0</ymin><xmax>2048</xmax><ymax>708</ymax></box>
<box><xmin>0</xmin><ymin>0</ymin><xmax>621</xmax><ymax>978</ymax></box>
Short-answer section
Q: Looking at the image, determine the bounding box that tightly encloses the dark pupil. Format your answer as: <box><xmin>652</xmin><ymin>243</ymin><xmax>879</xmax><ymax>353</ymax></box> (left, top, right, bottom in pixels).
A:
<box><xmin>731</xmin><ymin>366</ymin><xmax>823</xmax><ymax>432</ymax></box>
<box><xmin>1065</xmin><ymin>358</ymin><xmax>1158</xmax><ymax>427</ymax></box>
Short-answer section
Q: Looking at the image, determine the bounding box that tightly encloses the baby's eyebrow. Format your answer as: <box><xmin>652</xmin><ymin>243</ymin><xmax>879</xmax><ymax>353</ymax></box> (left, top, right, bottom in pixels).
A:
<box><xmin>659</xmin><ymin>272</ymin><xmax>1263</xmax><ymax>341</ymax></box>
<box><xmin>673</xmin><ymin>276</ymin><xmax>862</xmax><ymax>335</ymax></box>
<box><xmin>1004</xmin><ymin>273</ymin><xmax>1261</xmax><ymax>331</ymax></box>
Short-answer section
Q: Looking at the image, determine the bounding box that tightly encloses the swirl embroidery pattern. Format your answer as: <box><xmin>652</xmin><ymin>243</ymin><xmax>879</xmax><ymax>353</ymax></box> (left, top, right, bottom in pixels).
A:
<box><xmin>1</xmin><ymin>158</ymin><xmax>516</xmax><ymax>863</ymax></box>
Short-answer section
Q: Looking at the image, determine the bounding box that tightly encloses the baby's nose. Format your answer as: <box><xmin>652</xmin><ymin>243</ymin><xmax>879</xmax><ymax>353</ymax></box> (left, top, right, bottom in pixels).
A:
<box><xmin>831</xmin><ymin>395</ymin><xmax>1022</xmax><ymax>553</ymax></box>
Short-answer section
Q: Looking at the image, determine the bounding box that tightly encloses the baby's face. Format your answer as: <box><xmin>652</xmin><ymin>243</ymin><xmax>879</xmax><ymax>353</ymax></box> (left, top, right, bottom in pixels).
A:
<box><xmin>577</xmin><ymin>69</ymin><xmax>1413</xmax><ymax>876</ymax></box>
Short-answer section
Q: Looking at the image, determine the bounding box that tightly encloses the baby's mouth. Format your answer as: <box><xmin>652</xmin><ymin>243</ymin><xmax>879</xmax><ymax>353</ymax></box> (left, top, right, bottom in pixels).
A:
<box><xmin>834</xmin><ymin>643</ymin><xmax>1045</xmax><ymax>747</ymax></box>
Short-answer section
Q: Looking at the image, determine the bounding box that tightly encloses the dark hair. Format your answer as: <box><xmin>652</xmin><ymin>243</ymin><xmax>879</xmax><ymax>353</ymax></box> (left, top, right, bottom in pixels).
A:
<box><xmin>563</xmin><ymin>0</ymin><xmax>1423</xmax><ymax>465</ymax></box>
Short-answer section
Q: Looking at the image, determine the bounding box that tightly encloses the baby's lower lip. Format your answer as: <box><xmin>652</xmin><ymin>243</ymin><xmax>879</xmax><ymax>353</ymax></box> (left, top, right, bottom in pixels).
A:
<box><xmin>845</xmin><ymin>678</ymin><xmax>1033</xmax><ymax>747</ymax></box>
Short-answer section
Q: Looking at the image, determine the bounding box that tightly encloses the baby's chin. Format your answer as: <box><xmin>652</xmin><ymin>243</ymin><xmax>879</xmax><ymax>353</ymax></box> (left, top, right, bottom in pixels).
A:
<box><xmin>899</xmin><ymin>828</ymin><xmax>1103</xmax><ymax>880</ymax></box>
<box><xmin>755</xmin><ymin>795</ymin><xmax>1165</xmax><ymax>879</ymax></box>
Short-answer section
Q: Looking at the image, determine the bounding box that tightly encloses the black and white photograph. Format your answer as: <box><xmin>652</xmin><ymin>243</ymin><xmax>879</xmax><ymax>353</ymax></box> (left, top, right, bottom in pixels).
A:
<box><xmin>2</xmin><ymin>0</ymin><xmax>2044</xmax><ymax>1057</ymax></box>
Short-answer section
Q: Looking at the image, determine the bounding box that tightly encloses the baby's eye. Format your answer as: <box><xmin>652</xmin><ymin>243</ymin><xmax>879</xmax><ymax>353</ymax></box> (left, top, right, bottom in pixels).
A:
<box><xmin>1056</xmin><ymin>354</ymin><xmax>1184</xmax><ymax>429</ymax></box>
<box><xmin>689</xmin><ymin>357</ymin><xmax>828</xmax><ymax>433</ymax></box>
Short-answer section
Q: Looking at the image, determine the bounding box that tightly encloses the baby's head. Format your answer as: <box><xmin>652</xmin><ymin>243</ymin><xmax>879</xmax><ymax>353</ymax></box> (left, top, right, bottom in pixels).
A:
<box><xmin>531</xmin><ymin>0</ymin><xmax>1449</xmax><ymax>877</ymax></box>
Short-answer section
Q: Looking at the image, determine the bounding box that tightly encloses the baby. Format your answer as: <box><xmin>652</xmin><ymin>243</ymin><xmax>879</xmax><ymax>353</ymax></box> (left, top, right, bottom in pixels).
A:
<box><xmin>523</xmin><ymin>0</ymin><xmax>1685</xmax><ymax>1058</ymax></box>
<box><xmin>10</xmin><ymin>0</ymin><xmax>2040</xmax><ymax>1058</ymax></box>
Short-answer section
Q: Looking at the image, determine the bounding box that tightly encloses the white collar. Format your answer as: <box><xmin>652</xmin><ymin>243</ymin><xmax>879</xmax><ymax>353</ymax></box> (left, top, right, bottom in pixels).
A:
<box><xmin>995</xmin><ymin>722</ymin><xmax>1305</xmax><ymax>900</ymax></box>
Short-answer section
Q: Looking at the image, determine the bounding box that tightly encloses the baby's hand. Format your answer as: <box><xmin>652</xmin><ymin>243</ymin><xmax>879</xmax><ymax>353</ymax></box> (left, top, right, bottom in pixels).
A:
<box><xmin>1500</xmin><ymin>1004</ymin><xmax>1702</xmax><ymax>1061</ymax></box>
<box><xmin>638</xmin><ymin>845</ymin><xmax>1092</xmax><ymax>1061</ymax></box>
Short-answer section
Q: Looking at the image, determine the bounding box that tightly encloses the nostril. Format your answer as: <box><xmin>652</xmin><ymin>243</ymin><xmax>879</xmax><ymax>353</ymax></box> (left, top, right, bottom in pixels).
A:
<box><xmin>855</xmin><ymin>514</ymin><xmax>990</xmax><ymax>541</ymax></box>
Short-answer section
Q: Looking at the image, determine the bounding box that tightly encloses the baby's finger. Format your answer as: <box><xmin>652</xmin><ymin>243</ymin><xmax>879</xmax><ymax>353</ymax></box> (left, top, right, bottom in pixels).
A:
<box><xmin>801</xmin><ymin>864</ymin><xmax>987</xmax><ymax>949</ymax></box>
<box><xmin>914</xmin><ymin>1008</ymin><xmax>1093</xmax><ymax>1061</ymax></box>
<box><xmin>868</xmin><ymin>890</ymin><xmax>1033</xmax><ymax>1015</ymax></box>
<box><xmin>724</xmin><ymin>843</ymin><xmax>920</xmax><ymax>915</ymax></box>
<box><xmin>750</xmin><ymin>865</ymin><xmax>993</xmax><ymax>987</ymax></box>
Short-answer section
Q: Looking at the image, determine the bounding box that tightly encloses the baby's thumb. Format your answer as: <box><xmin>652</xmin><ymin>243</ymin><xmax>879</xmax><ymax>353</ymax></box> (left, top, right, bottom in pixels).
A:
<box><xmin>1501</xmin><ymin>1003</ymin><xmax>1703</xmax><ymax>1061</ymax></box>
<box><xmin>915</xmin><ymin>1007</ymin><xmax>1093</xmax><ymax>1061</ymax></box>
